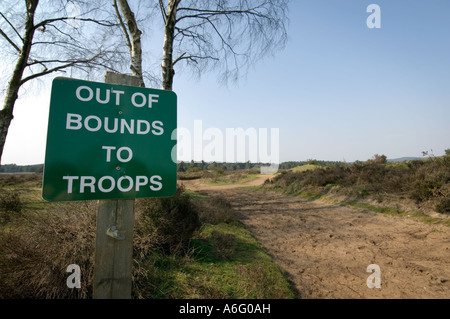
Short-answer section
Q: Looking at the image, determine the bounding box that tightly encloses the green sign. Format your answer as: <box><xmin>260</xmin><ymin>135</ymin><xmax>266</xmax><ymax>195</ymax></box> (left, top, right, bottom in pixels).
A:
<box><xmin>43</xmin><ymin>77</ymin><xmax>177</xmax><ymax>202</ymax></box>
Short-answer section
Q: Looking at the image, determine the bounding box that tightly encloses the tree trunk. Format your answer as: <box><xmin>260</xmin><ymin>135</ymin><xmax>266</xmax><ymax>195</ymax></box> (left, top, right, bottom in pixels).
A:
<box><xmin>161</xmin><ymin>0</ymin><xmax>179</xmax><ymax>91</ymax></box>
<box><xmin>116</xmin><ymin>0</ymin><xmax>144</xmax><ymax>87</ymax></box>
<box><xmin>0</xmin><ymin>0</ymin><xmax>38</xmax><ymax>165</ymax></box>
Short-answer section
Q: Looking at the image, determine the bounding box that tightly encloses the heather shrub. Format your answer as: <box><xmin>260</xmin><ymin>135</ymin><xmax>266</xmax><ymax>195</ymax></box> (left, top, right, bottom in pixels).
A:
<box><xmin>0</xmin><ymin>202</ymin><xmax>96</xmax><ymax>299</ymax></box>
<box><xmin>265</xmin><ymin>155</ymin><xmax>450</xmax><ymax>213</ymax></box>
<box><xmin>195</xmin><ymin>195</ymin><xmax>237</xmax><ymax>225</ymax></box>
<box><xmin>135</xmin><ymin>185</ymin><xmax>201</xmax><ymax>254</ymax></box>
<box><xmin>0</xmin><ymin>190</ymin><xmax>23</xmax><ymax>214</ymax></box>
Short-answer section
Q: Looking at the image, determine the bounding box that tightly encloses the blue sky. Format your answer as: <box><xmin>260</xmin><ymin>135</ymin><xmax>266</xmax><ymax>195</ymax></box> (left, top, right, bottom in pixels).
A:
<box><xmin>2</xmin><ymin>0</ymin><xmax>450</xmax><ymax>164</ymax></box>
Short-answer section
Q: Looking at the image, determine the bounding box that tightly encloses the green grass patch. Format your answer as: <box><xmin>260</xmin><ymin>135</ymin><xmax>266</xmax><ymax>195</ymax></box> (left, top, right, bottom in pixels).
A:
<box><xmin>134</xmin><ymin>222</ymin><xmax>296</xmax><ymax>299</ymax></box>
<box><xmin>347</xmin><ymin>201</ymin><xmax>407</xmax><ymax>216</ymax></box>
<box><xmin>291</xmin><ymin>164</ymin><xmax>321</xmax><ymax>172</ymax></box>
<box><xmin>184</xmin><ymin>189</ymin><xmax>210</xmax><ymax>200</ymax></box>
<box><xmin>347</xmin><ymin>201</ymin><xmax>450</xmax><ymax>227</ymax></box>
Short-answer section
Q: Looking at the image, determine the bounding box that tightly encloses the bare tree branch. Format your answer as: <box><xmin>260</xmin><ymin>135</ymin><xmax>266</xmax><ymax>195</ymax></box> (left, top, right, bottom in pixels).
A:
<box><xmin>0</xmin><ymin>11</ymin><xmax>23</xmax><ymax>42</ymax></box>
<box><xmin>158</xmin><ymin>0</ymin><xmax>289</xmax><ymax>86</ymax></box>
<box><xmin>176</xmin><ymin>8</ymin><xmax>271</xmax><ymax>23</ymax></box>
<box><xmin>34</xmin><ymin>16</ymin><xmax>117</xmax><ymax>31</ymax></box>
<box><xmin>0</xmin><ymin>0</ymin><xmax>129</xmax><ymax>163</ymax></box>
<box><xmin>0</xmin><ymin>27</ymin><xmax>21</xmax><ymax>53</ymax></box>
<box><xmin>159</xmin><ymin>0</ymin><xmax>167</xmax><ymax>23</ymax></box>
<box><xmin>173</xmin><ymin>52</ymin><xmax>219</xmax><ymax>66</ymax></box>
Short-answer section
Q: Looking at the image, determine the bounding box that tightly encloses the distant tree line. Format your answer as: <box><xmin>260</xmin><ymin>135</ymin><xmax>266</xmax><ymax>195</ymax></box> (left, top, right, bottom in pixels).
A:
<box><xmin>177</xmin><ymin>161</ymin><xmax>267</xmax><ymax>172</ymax></box>
<box><xmin>0</xmin><ymin>164</ymin><xmax>43</xmax><ymax>173</ymax></box>
<box><xmin>1</xmin><ymin>160</ymin><xmax>349</xmax><ymax>173</ymax></box>
<box><xmin>177</xmin><ymin>159</ymin><xmax>346</xmax><ymax>172</ymax></box>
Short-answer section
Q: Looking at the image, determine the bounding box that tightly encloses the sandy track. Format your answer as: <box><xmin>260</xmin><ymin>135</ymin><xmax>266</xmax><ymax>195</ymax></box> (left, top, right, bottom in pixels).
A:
<box><xmin>179</xmin><ymin>174</ymin><xmax>275</xmax><ymax>191</ymax></box>
<box><xmin>182</xmin><ymin>177</ymin><xmax>450</xmax><ymax>299</ymax></box>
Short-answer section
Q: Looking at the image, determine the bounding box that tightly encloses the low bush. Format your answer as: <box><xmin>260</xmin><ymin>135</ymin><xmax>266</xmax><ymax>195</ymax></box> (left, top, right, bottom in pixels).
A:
<box><xmin>436</xmin><ymin>197</ymin><xmax>450</xmax><ymax>214</ymax></box>
<box><xmin>135</xmin><ymin>185</ymin><xmax>201</xmax><ymax>254</ymax></box>
<box><xmin>0</xmin><ymin>190</ymin><xmax>23</xmax><ymax>213</ymax></box>
<box><xmin>195</xmin><ymin>195</ymin><xmax>237</xmax><ymax>225</ymax></box>
<box><xmin>0</xmin><ymin>202</ymin><xmax>96</xmax><ymax>298</ymax></box>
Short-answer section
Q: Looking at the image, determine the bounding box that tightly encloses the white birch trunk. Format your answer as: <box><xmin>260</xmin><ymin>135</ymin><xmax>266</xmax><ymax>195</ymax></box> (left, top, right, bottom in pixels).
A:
<box><xmin>161</xmin><ymin>0</ymin><xmax>179</xmax><ymax>91</ymax></box>
<box><xmin>116</xmin><ymin>0</ymin><xmax>144</xmax><ymax>87</ymax></box>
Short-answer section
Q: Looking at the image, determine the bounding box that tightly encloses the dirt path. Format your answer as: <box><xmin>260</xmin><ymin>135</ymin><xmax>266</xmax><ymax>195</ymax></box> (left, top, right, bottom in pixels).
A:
<box><xmin>181</xmin><ymin>176</ymin><xmax>450</xmax><ymax>299</ymax></box>
<box><xmin>179</xmin><ymin>174</ymin><xmax>275</xmax><ymax>191</ymax></box>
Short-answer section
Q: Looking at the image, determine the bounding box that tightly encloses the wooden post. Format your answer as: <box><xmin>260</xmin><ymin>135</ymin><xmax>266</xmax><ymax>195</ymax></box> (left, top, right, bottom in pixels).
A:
<box><xmin>93</xmin><ymin>72</ymin><xmax>141</xmax><ymax>299</ymax></box>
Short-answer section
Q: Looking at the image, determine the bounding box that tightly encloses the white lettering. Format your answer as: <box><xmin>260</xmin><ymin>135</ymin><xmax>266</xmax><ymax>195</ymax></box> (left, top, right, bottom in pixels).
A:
<box><xmin>98</xmin><ymin>176</ymin><xmax>115</xmax><ymax>193</ymax></box>
<box><xmin>150</xmin><ymin>175</ymin><xmax>162</xmax><ymax>191</ymax></box>
<box><xmin>148</xmin><ymin>94</ymin><xmax>159</xmax><ymax>108</ymax></box>
<box><xmin>63</xmin><ymin>176</ymin><xmax>79</xmax><ymax>194</ymax></box>
<box><xmin>66</xmin><ymin>264</ymin><xmax>81</xmax><ymax>289</ymax></box>
<box><xmin>96</xmin><ymin>88</ymin><xmax>110</xmax><ymax>104</ymax></box>
<box><xmin>62</xmin><ymin>175</ymin><xmax>164</xmax><ymax>194</ymax></box>
<box><xmin>135</xmin><ymin>176</ymin><xmax>148</xmax><ymax>191</ymax></box>
<box><xmin>225</xmin><ymin>127</ymin><xmax>258</xmax><ymax>163</ymax></box>
<box><xmin>112</xmin><ymin>89</ymin><xmax>124</xmax><ymax>105</ymax></box>
<box><xmin>151</xmin><ymin>121</ymin><xmax>164</xmax><ymax>135</ymax></box>
<box><xmin>75</xmin><ymin>86</ymin><xmax>93</xmax><ymax>102</ymax></box>
<box><xmin>117</xmin><ymin>146</ymin><xmax>133</xmax><ymax>163</ymax></box>
<box><xmin>137</xmin><ymin>120</ymin><xmax>150</xmax><ymax>134</ymax></box>
<box><xmin>80</xmin><ymin>176</ymin><xmax>96</xmax><ymax>193</ymax></box>
<box><xmin>66</xmin><ymin>113</ymin><xmax>82</xmax><ymax>130</ymax></box>
<box><xmin>104</xmin><ymin>117</ymin><xmax>118</xmax><ymax>133</ymax></box>
<box><xmin>173</xmin><ymin>128</ymin><xmax>191</xmax><ymax>164</ymax></box>
<box><xmin>131</xmin><ymin>92</ymin><xmax>146</xmax><ymax>107</ymax></box>
<box><xmin>366</xmin><ymin>264</ymin><xmax>381</xmax><ymax>288</ymax></box>
<box><xmin>259</xmin><ymin>128</ymin><xmax>280</xmax><ymax>164</ymax></box>
<box><xmin>120</xmin><ymin>119</ymin><xmax>134</xmax><ymax>134</ymax></box>
<box><xmin>63</xmin><ymin>113</ymin><xmax>164</xmax><ymax>136</ymax></box>
<box><xmin>367</xmin><ymin>4</ymin><xmax>381</xmax><ymax>29</ymax></box>
<box><xmin>203</xmin><ymin>127</ymin><xmax>223</xmax><ymax>162</ymax></box>
<box><xmin>117</xmin><ymin>176</ymin><xmax>133</xmax><ymax>192</ymax></box>
<box><xmin>102</xmin><ymin>146</ymin><xmax>116</xmax><ymax>162</ymax></box>
<box><xmin>84</xmin><ymin>115</ymin><xmax>102</xmax><ymax>132</ymax></box>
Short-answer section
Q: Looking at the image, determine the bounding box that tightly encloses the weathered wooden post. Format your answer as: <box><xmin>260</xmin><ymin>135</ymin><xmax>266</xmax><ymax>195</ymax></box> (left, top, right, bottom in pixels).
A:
<box><xmin>93</xmin><ymin>72</ymin><xmax>140</xmax><ymax>299</ymax></box>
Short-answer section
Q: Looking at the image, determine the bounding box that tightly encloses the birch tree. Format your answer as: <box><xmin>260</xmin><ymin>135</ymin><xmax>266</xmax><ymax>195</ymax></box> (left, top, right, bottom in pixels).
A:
<box><xmin>113</xmin><ymin>0</ymin><xmax>145</xmax><ymax>86</ymax></box>
<box><xmin>111</xmin><ymin>0</ymin><xmax>289</xmax><ymax>91</ymax></box>
<box><xmin>0</xmin><ymin>0</ymin><xmax>126</xmax><ymax>164</ymax></box>
<box><xmin>158</xmin><ymin>0</ymin><xmax>289</xmax><ymax>90</ymax></box>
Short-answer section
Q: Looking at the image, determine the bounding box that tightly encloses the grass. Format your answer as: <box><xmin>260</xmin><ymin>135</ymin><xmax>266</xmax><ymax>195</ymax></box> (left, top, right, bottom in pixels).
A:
<box><xmin>0</xmin><ymin>174</ymin><xmax>296</xmax><ymax>299</ymax></box>
<box><xmin>135</xmin><ymin>221</ymin><xmax>295</xmax><ymax>299</ymax></box>
<box><xmin>347</xmin><ymin>201</ymin><xmax>450</xmax><ymax>227</ymax></box>
<box><xmin>291</xmin><ymin>164</ymin><xmax>321</xmax><ymax>172</ymax></box>
<box><xmin>184</xmin><ymin>189</ymin><xmax>210</xmax><ymax>200</ymax></box>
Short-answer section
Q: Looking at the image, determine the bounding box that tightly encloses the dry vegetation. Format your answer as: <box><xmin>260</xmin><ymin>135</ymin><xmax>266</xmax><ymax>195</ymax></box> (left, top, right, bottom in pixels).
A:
<box><xmin>0</xmin><ymin>173</ymin><xmax>293</xmax><ymax>299</ymax></box>
<box><xmin>178</xmin><ymin>167</ymin><xmax>260</xmax><ymax>185</ymax></box>
<box><xmin>265</xmin><ymin>155</ymin><xmax>450</xmax><ymax>219</ymax></box>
